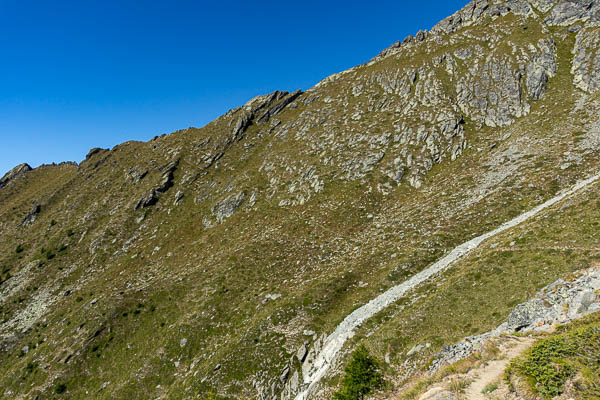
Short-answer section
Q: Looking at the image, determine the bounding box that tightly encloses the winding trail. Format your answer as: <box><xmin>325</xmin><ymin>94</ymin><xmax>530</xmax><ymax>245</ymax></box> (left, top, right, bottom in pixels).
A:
<box><xmin>295</xmin><ymin>173</ymin><xmax>600</xmax><ymax>400</ymax></box>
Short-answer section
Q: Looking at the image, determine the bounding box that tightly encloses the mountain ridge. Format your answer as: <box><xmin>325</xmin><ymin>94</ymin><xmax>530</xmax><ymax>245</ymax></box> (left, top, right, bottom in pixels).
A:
<box><xmin>2</xmin><ymin>1</ymin><xmax>600</xmax><ymax>399</ymax></box>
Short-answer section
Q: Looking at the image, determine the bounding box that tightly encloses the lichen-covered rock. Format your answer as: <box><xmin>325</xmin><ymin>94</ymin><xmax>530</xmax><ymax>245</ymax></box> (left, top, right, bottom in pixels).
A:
<box><xmin>572</xmin><ymin>28</ymin><xmax>600</xmax><ymax>93</ymax></box>
<box><xmin>507</xmin><ymin>298</ymin><xmax>550</xmax><ymax>330</ymax></box>
<box><xmin>211</xmin><ymin>191</ymin><xmax>246</xmax><ymax>223</ymax></box>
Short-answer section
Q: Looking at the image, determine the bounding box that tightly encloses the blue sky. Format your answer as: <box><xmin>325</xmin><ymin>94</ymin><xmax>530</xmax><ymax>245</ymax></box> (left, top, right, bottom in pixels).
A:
<box><xmin>0</xmin><ymin>0</ymin><xmax>467</xmax><ymax>175</ymax></box>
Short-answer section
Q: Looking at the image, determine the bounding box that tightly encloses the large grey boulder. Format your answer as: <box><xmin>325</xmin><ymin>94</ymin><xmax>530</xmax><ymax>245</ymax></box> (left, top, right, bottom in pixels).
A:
<box><xmin>507</xmin><ymin>298</ymin><xmax>550</xmax><ymax>331</ymax></box>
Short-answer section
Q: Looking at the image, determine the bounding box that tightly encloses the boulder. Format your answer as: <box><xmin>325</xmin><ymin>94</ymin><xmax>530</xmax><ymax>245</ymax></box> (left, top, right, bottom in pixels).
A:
<box><xmin>507</xmin><ymin>298</ymin><xmax>550</xmax><ymax>331</ymax></box>
<box><xmin>296</xmin><ymin>344</ymin><xmax>308</xmax><ymax>363</ymax></box>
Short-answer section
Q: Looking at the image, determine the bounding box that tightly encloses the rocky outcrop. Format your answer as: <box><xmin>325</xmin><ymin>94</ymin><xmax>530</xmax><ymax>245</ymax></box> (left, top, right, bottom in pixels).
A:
<box><xmin>429</xmin><ymin>265</ymin><xmax>600</xmax><ymax>372</ymax></box>
<box><xmin>19</xmin><ymin>204</ymin><xmax>41</xmax><ymax>227</ymax></box>
<box><xmin>134</xmin><ymin>159</ymin><xmax>179</xmax><ymax>210</ymax></box>
<box><xmin>257</xmin><ymin>90</ymin><xmax>303</xmax><ymax>124</ymax></box>
<box><xmin>543</xmin><ymin>0</ymin><xmax>594</xmax><ymax>26</ymax></box>
<box><xmin>230</xmin><ymin>90</ymin><xmax>303</xmax><ymax>141</ymax></box>
<box><xmin>572</xmin><ymin>28</ymin><xmax>600</xmax><ymax>93</ymax></box>
<box><xmin>0</xmin><ymin>163</ymin><xmax>31</xmax><ymax>189</ymax></box>
<box><xmin>85</xmin><ymin>147</ymin><xmax>108</xmax><ymax>160</ymax></box>
<box><xmin>210</xmin><ymin>191</ymin><xmax>246</xmax><ymax>223</ymax></box>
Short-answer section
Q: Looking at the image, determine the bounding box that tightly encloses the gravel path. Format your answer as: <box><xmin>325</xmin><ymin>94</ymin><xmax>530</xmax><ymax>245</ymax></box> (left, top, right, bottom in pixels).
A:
<box><xmin>295</xmin><ymin>173</ymin><xmax>600</xmax><ymax>400</ymax></box>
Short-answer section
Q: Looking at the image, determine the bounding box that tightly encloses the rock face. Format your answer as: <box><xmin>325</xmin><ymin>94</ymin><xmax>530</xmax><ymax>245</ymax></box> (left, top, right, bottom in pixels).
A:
<box><xmin>134</xmin><ymin>159</ymin><xmax>179</xmax><ymax>210</ymax></box>
<box><xmin>572</xmin><ymin>28</ymin><xmax>600</xmax><ymax>93</ymax></box>
<box><xmin>0</xmin><ymin>163</ymin><xmax>31</xmax><ymax>189</ymax></box>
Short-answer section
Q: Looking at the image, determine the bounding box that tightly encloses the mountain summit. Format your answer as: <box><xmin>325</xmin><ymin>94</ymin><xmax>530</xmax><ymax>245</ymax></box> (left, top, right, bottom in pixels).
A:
<box><xmin>2</xmin><ymin>1</ymin><xmax>600</xmax><ymax>399</ymax></box>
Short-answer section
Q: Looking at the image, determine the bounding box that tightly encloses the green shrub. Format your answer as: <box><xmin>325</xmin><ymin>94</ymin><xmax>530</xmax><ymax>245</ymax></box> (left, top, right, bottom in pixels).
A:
<box><xmin>24</xmin><ymin>361</ymin><xmax>37</xmax><ymax>374</ymax></box>
<box><xmin>15</xmin><ymin>244</ymin><xmax>24</xmax><ymax>254</ymax></box>
<box><xmin>333</xmin><ymin>344</ymin><xmax>384</xmax><ymax>400</ymax></box>
<box><xmin>54</xmin><ymin>382</ymin><xmax>66</xmax><ymax>394</ymax></box>
<box><xmin>507</xmin><ymin>314</ymin><xmax>600</xmax><ymax>399</ymax></box>
<box><xmin>482</xmin><ymin>382</ymin><xmax>498</xmax><ymax>394</ymax></box>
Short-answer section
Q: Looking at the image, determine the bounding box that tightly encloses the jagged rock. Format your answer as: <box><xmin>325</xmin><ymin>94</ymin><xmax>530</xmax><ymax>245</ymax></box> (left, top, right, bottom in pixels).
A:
<box><xmin>135</xmin><ymin>189</ymin><xmax>159</xmax><ymax>210</ymax></box>
<box><xmin>530</xmin><ymin>0</ymin><xmax>559</xmax><ymax>13</ymax></box>
<box><xmin>572</xmin><ymin>28</ymin><xmax>600</xmax><ymax>93</ymax></box>
<box><xmin>544</xmin><ymin>0</ymin><xmax>588</xmax><ymax>26</ymax></box>
<box><xmin>280</xmin><ymin>367</ymin><xmax>290</xmax><ymax>384</ymax></box>
<box><xmin>0</xmin><ymin>163</ymin><xmax>31</xmax><ymax>189</ymax></box>
<box><xmin>174</xmin><ymin>191</ymin><xmax>184</xmax><ymax>205</ymax></box>
<box><xmin>19</xmin><ymin>204</ymin><xmax>41</xmax><ymax>227</ymax></box>
<box><xmin>296</xmin><ymin>344</ymin><xmax>308</xmax><ymax>363</ymax></box>
<box><xmin>134</xmin><ymin>160</ymin><xmax>178</xmax><ymax>209</ymax></box>
<box><xmin>507</xmin><ymin>298</ymin><xmax>550</xmax><ymax>331</ymax></box>
<box><xmin>232</xmin><ymin>112</ymin><xmax>252</xmax><ymax>140</ymax></box>
<box><xmin>127</xmin><ymin>167</ymin><xmax>148</xmax><ymax>183</ymax></box>
<box><xmin>211</xmin><ymin>191</ymin><xmax>246</xmax><ymax>222</ymax></box>
<box><xmin>257</xmin><ymin>90</ymin><xmax>302</xmax><ymax>124</ymax></box>
<box><xmin>157</xmin><ymin>159</ymin><xmax>179</xmax><ymax>193</ymax></box>
<box><xmin>85</xmin><ymin>147</ymin><xmax>107</xmax><ymax>160</ymax></box>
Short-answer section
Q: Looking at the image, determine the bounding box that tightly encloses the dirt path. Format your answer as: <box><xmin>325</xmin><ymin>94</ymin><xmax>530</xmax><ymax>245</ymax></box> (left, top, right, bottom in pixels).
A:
<box><xmin>463</xmin><ymin>338</ymin><xmax>534</xmax><ymax>400</ymax></box>
<box><xmin>294</xmin><ymin>173</ymin><xmax>600</xmax><ymax>400</ymax></box>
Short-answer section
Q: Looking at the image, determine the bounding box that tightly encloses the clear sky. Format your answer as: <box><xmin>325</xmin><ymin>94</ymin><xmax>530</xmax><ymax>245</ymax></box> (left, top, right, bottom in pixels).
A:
<box><xmin>0</xmin><ymin>0</ymin><xmax>468</xmax><ymax>175</ymax></box>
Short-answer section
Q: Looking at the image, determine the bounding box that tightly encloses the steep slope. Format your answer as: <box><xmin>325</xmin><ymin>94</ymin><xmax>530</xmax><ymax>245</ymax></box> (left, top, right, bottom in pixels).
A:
<box><xmin>2</xmin><ymin>1</ymin><xmax>600</xmax><ymax>399</ymax></box>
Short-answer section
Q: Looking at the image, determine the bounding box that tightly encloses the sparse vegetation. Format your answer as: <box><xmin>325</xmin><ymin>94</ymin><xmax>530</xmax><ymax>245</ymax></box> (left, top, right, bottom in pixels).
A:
<box><xmin>54</xmin><ymin>382</ymin><xmax>67</xmax><ymax>394</ymax></box>
<box><xmin>506</xmin><ymin>312</ymin><xmax>600</xmax><ymax>399</ymax></box>
<box><xmin>0</xmin><ymin>7</ymin><xmax>599</xmax><ymax>400</ymax></box>
<box><xmin>482</xmin><ymin>382</ymin><xmax>498</xmax><ymax>394</ymax></box>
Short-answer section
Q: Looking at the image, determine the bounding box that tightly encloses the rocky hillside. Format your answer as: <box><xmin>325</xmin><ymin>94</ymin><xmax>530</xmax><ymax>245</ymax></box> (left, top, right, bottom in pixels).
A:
<box><xmin>2</xmin><ymin>1</ymin><xmax>600</xmax><ymax>399</ymax></box>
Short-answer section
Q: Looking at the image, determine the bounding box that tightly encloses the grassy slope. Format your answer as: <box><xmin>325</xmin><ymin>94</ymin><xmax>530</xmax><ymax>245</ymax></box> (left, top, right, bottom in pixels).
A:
<box><xmin>0</xmin><ymin>11</ymin><xmax>599</xmax><ymax>400</ymax></box>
